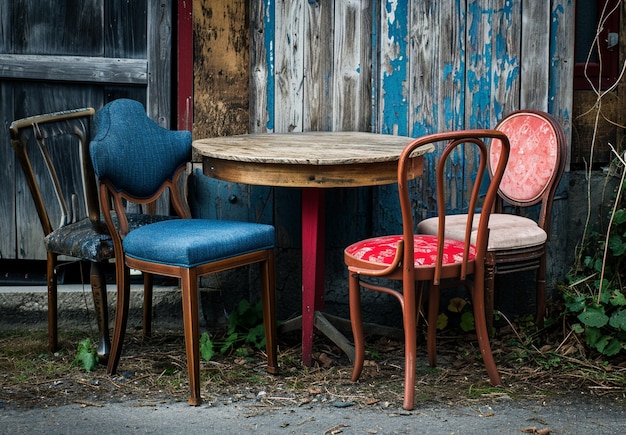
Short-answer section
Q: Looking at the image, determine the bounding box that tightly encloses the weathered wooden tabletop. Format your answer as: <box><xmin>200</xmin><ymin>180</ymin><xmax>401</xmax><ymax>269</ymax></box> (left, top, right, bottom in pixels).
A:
<box><xmin>193</xmin><ymin>131</ymin><xmax>433</xmax><ymax>187</ymax></box>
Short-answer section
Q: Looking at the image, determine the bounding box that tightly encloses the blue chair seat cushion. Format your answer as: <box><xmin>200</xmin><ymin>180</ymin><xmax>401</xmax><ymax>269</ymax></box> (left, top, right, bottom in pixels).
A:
<box><xmin>45</xmin><ymin>214</ymin><xmax>178</xmax><ymax>263</ymax></box>
<box><xmin>122</xmin><ymin>219</ymin><xmax>275</xmax><ymax>268</ymax></box>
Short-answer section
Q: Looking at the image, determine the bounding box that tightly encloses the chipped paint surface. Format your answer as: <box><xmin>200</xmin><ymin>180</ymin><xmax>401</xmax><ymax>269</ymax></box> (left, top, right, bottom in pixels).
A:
<box><xmin>265</xmin><ymin>0</ymin><xmax>275</xmax><ymax>131</ymax></box>
<box><xmin>380</xmin><ymin>0</ymin><xmax>409</xmax><ymax>136</ymax></box>
<box><xmin>249</xmin><ymin>0</ymin><xmax>573</xmax><ymax>269</ymax></box>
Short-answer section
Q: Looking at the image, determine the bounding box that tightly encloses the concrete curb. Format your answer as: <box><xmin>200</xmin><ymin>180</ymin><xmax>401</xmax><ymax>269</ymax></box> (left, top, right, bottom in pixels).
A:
<box><xmin>0</xmin><ymin>284</ymin><xmax>184</xmax><ymax>331</ymax></box>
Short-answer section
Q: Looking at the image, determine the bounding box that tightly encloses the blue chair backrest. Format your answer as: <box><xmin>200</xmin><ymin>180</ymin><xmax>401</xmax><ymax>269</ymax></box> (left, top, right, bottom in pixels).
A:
<box><xmin>90</xmin><ymin>99</ymin><xmax>192</xmax><ymax>199</ymax></box>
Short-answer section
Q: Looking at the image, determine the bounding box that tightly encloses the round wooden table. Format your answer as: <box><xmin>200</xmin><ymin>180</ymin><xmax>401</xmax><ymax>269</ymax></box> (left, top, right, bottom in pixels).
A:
<box><xmin>193</xmin><ymin>131</ymin><xmax>433</xmax><ymax>366</ymax></box>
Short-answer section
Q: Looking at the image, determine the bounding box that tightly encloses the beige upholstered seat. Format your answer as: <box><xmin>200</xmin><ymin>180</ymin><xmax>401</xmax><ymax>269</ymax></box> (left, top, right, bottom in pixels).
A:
<box><xmin>418</xmin><ymin>214</ymin><xmax>547</xmax><ymax>251</ymax></box>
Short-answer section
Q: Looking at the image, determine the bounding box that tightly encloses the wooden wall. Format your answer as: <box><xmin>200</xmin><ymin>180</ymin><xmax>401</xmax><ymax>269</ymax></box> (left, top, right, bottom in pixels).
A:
<box><xmin>248</xmin><ymin>0</ymin><xmax>573</xmax><ymax>214</ymax></box>
<box><xmin>191</xmin><ymin>0</ymin><xmax>575</xmax><ymax>322</ymax></box>
<box><xmin>0</xmin><ymin>0</ymin><xmax>173</xmax><ymax>261</ymax></box>
<box><xmin>192</xmin><ymin>1</ymin><xmax>250</xmax><ymax>140</ymax></box>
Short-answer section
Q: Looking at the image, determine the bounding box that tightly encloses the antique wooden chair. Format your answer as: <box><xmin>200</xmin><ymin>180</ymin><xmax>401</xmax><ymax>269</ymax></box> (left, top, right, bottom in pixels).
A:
<box><xmin>90</xmin><ymin>98</ymin><xmax>278</xmax><ymax>405</ymax></box>
<box><xmin>9</xmin><ymin>108</ymin><xmax>112</xmax><ymax>359</ymax></box>
<box><xmin>344</xmin><ymin>130</ymin><xmax>510</xmax><ymax>410</ymax></box>
<box><xmin>417</xmin><ymin>111</ymin><xmax>567</xmax><ymax>328</ymax></box>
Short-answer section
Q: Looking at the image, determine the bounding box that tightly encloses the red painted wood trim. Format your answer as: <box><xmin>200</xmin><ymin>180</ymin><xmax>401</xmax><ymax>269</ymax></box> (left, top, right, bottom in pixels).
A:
<box><xmin>301</xmin><ymin>188</ymin><xmax>326</xmax><ymax>367</ymax></box>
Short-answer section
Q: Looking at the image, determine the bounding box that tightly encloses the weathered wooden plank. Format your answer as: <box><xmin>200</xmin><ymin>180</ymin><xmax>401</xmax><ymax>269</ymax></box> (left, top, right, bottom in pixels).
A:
<box><xmin>0</xmin><ymin>82</ymin><xmax>15</xmax><ymax>259</ymax></box>
<box><xmin>373</xmin><ymin>0</ymin><xmax>409</xmax><ymax>235</ymax></box>
<box><xmin>409</xmin><ymin>0</ymin><xmax>467</xmax><ymax>218</ymax></box>
<box><xmin>147</xmin><ymin>0</ymin><xmax>172</xmax><ymax>129</ymax></box>
<box><xmin>464</xmin><ymin>0</ymin><xmax>494</xmax><ymax>211</ymax></box>
<box><xmin>409</xmin><ymin>0</ymin><xmax>439</xmax><ymax>137</ymax></box>
<box><xmin>303</xmin><ymin>0</ymin><xmax>334</xmax><ymax>131</ymax></box>
<box><xmin>0</xmin><ymin>3</ymin><xmax>13</xmax><ymax>258</ymax></box>
<box><xmin>274</xmin><ymin>0</ymin><xmax>305</xmax><ymax>133</ymax></box>
<box><xmin>0</xmin><ymin>54</ymin><xmax>148</xmax><ymax>84</ymax></box>
<box><xmin>378</xmin><ymin>0</ymin><xmax>409</xmax><ymax>136</ymax></box>
<box><xmin>13</xmin><ymin>0</ymin><xmax>102</xmax><ymax>56</ymax></box>
<box><xmin>549</xmin><ymin>0</ymin><xmax>575</xmax><ymax>170</ymax></box>
<box><xmin>106</xmin><ymin>0</ymin><xmax>147</xmax><ymax>58</ymax></box>
<box><xmin>520</xmin><ymin>0</ymin><xmax>550</xmax><ymax>109</ymax></box>
<box><xmin>492</xmin><ymin>0</ymin><xmax>521</xmax><ymax>121</ymax></box>
<box><xmin>192</xmin><ymin>0</ymin><xmax>249</xmax><ymax>139</ymax></box>
<box><xmin>0</xmin><ymin>2</ymin><xmax>11</xmax><ymax>53</ymax></box>
<box><xmin>249</xmin><ymin>0</ymin><xmax>273</xmax><ymax>133</ymax></box>
<box><xmin>439</xmin><ymin>0</ymin><xmax>466</xmax><ymax>132</ymax></box>
<box><xmin>466</xmin><ymin>0</ymin><xmax>493</xmax><ymax>129</ymax></box>
<box><xmin>333</xmin><ymin>0</ymin><xmax>372</xmax><ymax>132</ymax></box>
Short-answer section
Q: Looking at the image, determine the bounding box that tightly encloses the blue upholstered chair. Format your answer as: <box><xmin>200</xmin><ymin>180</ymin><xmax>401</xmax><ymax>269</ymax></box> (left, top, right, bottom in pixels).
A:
<box><xmin>90</xmin><ymin>99</ymin><xmax>278</xmax><ymax>405</ymax></box>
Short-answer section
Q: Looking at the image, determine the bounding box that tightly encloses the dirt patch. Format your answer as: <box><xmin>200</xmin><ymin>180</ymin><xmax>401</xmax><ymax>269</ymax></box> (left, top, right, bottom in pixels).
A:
<box><xmin>1</xmin><ymin>318</ymin><xmax>625</xmax><ymax>411</ymax></box>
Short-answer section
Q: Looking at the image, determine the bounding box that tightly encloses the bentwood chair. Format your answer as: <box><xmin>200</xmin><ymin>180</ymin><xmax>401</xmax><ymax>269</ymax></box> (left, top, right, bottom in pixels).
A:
<box><xmin>90</xmin><ymin>98</ymin><xmax>278</xmax><ymax>405</ymax></box>
<box><xmin>9</xmin><ymin>108</ymin><xmax>112</xmax><ymax>359</ymax></box>
<box><xmin>344</xmin><ymin>130</ymin><xmax>510</xmax><ymax>410</ymax></box>
<box><xmin>418</xmin><ymin>111</ymin><xmax>566</xmax><ymax>328</ymax></box>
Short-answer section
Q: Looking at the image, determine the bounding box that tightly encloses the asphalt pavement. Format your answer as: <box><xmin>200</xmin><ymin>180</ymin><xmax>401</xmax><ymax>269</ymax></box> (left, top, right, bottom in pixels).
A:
<box><xmin>2</xmin><ymin>393</ymin><xmax>625</xmax><ymax>434</ymax></box>
<box><xmin>1</xmin><ymin>284</ymin><xmax>625</xmax><ymax>434</ymax></box>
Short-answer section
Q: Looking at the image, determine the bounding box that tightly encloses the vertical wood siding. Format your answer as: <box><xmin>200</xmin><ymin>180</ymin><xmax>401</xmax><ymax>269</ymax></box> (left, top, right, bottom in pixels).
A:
<box><xmin>243</xmin><ymin>0</ymin><xmax>573</xmax><ymax>319</ymax></box>
<box><xmin>0</xmin><ymin>0</ymin><xmax>172</xmax><ymax>260</ymax></box>
<box><xmin>250</xmin><ymin>0</ymin><xmax>572</xmax><ymax>208</ymax></box>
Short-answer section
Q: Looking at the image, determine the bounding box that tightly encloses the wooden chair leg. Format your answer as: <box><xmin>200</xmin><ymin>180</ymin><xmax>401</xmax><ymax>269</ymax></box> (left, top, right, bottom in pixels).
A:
<box><xmin>427</xmin><ymin>284</ymin><xmax>440</xmax><ymax>368</ymax></box>
<box><xmin>484</xmin><ymin>253</ymin><xmax>496</xmax><ymax>333</ymax></box>
<box><xmin>401</xmin><ymin>282</ymin><xmax>418</xmax><ymax>411</ymax></box>
<box><xmin>90</xmin><ymin>262</ymin><xmax>111</xmax><ymax>361</ymax></box>
<box><xmin>261</xmin><ymin>251</ymin><xmax>278</xmax><ymax>373</ymax></box>
<box><xmin>107</xmin><ymin>264</ymin><xmax>131</xmax><ymax>375</ymax></box>
<box><xmin>142</xmin><ymin>272</ymin><xmax>154</xmax><ymax>337</ymax></box>
<box><xmin>471</xmin><ymin>280</ymin><xmax>502</xmax><ymax>386</ymax></box>
<box><xmin>535</xmin><ymin>253</ymin><xmax>547</xmax><ymax>326</ymax></box>
<box><xmin>46</xmin><ymin>253</ymin><xmax>58</xmax><ymax>353</ymax></box>
<box><xmin>181</xmin><ymin>268</ymin><xmax>201</xmax><ymax>406</ymax></box>
<box><xmin>349</xmin><ymin>273</ymin><xmax>365</xmax><ymax>382</ymax></box>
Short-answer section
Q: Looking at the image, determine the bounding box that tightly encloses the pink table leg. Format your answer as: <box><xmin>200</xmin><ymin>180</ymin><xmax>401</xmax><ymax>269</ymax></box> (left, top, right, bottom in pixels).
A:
<box><xmin>301</xmin><ymin>187</ymin><xmax>326</xmax><ymax>366</ymax></box>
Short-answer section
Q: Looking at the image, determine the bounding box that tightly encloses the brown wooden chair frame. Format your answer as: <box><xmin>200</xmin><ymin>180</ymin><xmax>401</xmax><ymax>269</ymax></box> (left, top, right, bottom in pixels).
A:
<box><xmin>345</xmin><ymin>130</ymin><xmax>510</xmax><ymax>410</ymax></box>
<box><xmin>9</xmin><ymin>108</ymin><xmax>110</xmax><ymax>358</ymax></box>
<box><xmin>487</xmin><ymin>110</ymin><xmax>567</xmax><ymax>326</ymax></box>
<box><xmin>417</xmin><ymin>111</ymin><xmax>567</xmax><ymax>329</ymax></box>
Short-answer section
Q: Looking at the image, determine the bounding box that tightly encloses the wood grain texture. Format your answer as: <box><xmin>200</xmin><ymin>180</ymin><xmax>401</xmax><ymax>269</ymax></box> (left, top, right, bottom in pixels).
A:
<box><xmin>193</xmin><ymin>0</ymin><xmax>249</xmax><ymax>139</ymax></box>
<box><xmin>0</xmin><ymin>0</ymin><xmax>172</xmax><ymax>260</ymax></box>
<box><xmin>0</xmin><ymin>55</ymin><xmax>148</xmax><ymax>84</ymax></box>
<box><xmin>0</xmin><ymin>82</ymin><xmax>15</xmax><ymax>259</ymax></box>
<box><xmin>549</xmin><ymin>0</ymin><xmax>575</xmax><ymax>170</ymax></box>
<box><xmin>520</xmin><ymin>0</ymin><xmax>550</xmax><ymax>110</ymax></box>
<box><xmin>195</xmin><ymin>132</ymin><xmax>422</xmax><ymax>163</ymax></box>
<box><xmin>334</xmin><ymin>0</ymin><xmax>371</xmax><ymax>132</ymax></box>
<box><xmin>249</xmin><ymin>0</ymin><xmax>273</xmax><ymax>133</ymax></box>
<box><xmin>275</xmin><ymin>0</ymin><xmax>305</xmax><ymax>132</ymax></box>
<box><xmin>194</xmin><ymin>132</ymin><xmax>432</xmax><ymax>187</ymax></box>
<box><xmin>303</xmin><ymin>0</ymin><xmax>333</xmax><ymax>131</ymax></box>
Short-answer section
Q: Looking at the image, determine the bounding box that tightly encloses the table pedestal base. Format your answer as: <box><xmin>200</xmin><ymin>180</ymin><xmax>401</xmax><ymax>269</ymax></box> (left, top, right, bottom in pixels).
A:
<box><xmin>279</xmin><ymin>311</ymin><xmax>355</xmax><ymax>363</ymax></box>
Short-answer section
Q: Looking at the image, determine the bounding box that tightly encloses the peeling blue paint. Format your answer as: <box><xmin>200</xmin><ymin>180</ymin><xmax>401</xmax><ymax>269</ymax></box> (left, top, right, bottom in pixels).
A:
<box><xmin>264</xmin><ymin>0</ymin><xmax>275</xmax><ymax>131</ymax></box>
<box><xmin>549</xmin><ymin>2</ymin><xmax>568</xmax><ymax>116</ymax></box>
<box><xmin>466</xmin><ymin>3</ymin><xmax>492</xmax><ymax>129</ymax></box>
<box><xmin>381</xmin><ymin>0</ymin><xmax>409</xmax><ymax>136</ymax></box>
<box><xmin>370</xmin><ymin>0</ymin><xmax>379</xmax><ymax>133</ymax></box>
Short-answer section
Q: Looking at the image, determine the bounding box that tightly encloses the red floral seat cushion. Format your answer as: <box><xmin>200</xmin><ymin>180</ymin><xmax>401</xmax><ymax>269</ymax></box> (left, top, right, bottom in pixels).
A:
<box><xmin>345</xmin><ymin>235</ymin><xmax>476</xmax><ymax>268</ymax></box>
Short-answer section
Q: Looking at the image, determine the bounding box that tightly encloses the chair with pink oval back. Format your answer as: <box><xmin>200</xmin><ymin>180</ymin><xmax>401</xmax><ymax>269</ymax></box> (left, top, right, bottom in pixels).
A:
<box><xmin>417</xmin><ymin>110</ymin><xmax>567</xmax><ymax>330</ymax></box>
